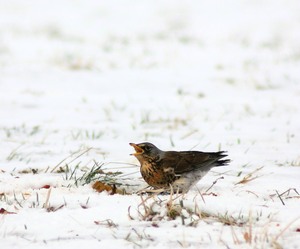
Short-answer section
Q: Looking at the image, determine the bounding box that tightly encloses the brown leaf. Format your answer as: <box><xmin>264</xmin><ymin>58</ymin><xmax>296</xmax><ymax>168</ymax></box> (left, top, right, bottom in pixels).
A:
<box><xmin>243</xmin><ymin>232</ymin><xmax>251</xmax><ymax>243</ymax></box>
<box><xmin>92</xmin><ymin>181</ymin><xmax>126</xmax><ymax>195</ymax></box>
<box><xmin>92</xmin><ymin>181</ymin><xmax>114</xmax><ymax>193</ymax></box>
<box><xmin>41</xmin><ymin>184</ymin><xmax>51</xmax><ymax>189</ymax></box>
<box><xmin>0</xmin><ymin>208</ymin><xmax>16</xmax><ymax>214</ymax></box>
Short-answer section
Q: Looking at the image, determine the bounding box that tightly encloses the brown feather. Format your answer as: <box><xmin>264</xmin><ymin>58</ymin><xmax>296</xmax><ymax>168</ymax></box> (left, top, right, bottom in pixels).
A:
<box><xmin>160</xmin><ymin>151</ymin><xmax>223</xmax><ymax>174</ymax></box>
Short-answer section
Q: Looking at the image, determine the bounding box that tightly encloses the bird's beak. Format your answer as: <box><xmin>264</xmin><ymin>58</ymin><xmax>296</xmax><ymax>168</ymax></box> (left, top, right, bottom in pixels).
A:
<box><xmin>129</xmin><ymin>143</ymin><xmax>144</xmax><ymax>156</ymax></box>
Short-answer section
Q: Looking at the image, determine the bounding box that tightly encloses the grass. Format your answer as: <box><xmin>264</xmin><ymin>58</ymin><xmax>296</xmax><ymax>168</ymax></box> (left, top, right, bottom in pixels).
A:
<box><xmin>53</xmin><ymin>158</ymin><xmax>125</xmax><ymax>188</ymax></box>
<box><xmin>2</xmin><ymin>124</ymin><xmax>41</xmax><ymax>139</ymax></box>
<box><xmin>276</xmin><ymin>159</ymin><xmax>300</xmax><ymax>167</ymax></box>
<box><xmin>1</xmin><ymin>139</ymin><xmax>299</xmax><ymax>248</ymax></box>
<box><xmin>6</xmin><ymin>144</ymin><xmax>26</xmax><ymax>161</ymax></box>
<box><xmin>70</xmin><ymin>129</ymin><xmax>104</xmax><ymax>140</ymax></box>
<box><xmin>131</xmin><ymin>192</ymin><xmax>251</xmax><ymax>228</ymax></box>
<box><xmin>1</xmin><ymin>161</ymin><xmax>299</xmax><ymax>248</ymax></box>
<box><xmin>235</xmin><ymin>166</ymin><xmax>264</xmax><ymax>185</ymax></box>
<box><xmin>128</xmin><ymin>191</ymin><xmax>297</xmax><ymax>249</ymax></box>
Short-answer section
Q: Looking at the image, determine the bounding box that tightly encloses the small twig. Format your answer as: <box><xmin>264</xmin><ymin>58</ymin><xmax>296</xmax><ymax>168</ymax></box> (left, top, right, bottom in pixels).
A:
<box><xmin>195</xmin><ymin>187</ymin><xmax>206</xmax><ymax>204</ymax></box>
<box><xmin>43</xmin><ymin>187</ymin><xmax>52</xmax><ymax>209</ymax></box>
<box><xmin>276</xmin><ymin>190</ymin><xmax>285</xmax><ymax>206</ymax></box>
<box><xmin>237</xmin><ymin>190</ymin><xmax>259</xmax><ymax>198</ymax></box>
<box><xmin>270</xmin><ymin>188</ymin><xmax>299</xmax><ymax>199</ymax></box>
<box><xmin>36</xmin><ymin>192</ymin><xmax>39</xmax><ymax>206</ymax></box>
<box><xmin>128</xmin><ymin>206</ymin><xmax>134</xmax><ymax>220</ymax></box>
<box><xmin>205</xmin><ymin>177</ymin><xmax>224</xmax><ymax>193</ymax></box>
<box><xmin>13</xmin><ymin>192</ymin><xmax>23</xmax><ymax>208</ymax></box>
<box><xmin>180</xmin><ymin>199</ymin><xmax>185</xmax><ymax>225</ymax></box>
<box><xmin>280</xmin><ymin>188</ymin><xmax>299</xmax><ymax>197</ymax></box>
<box><xmin>139</xmin><ymin>195</ymin><xmax>149</xmax><ymax>217</ymax></box>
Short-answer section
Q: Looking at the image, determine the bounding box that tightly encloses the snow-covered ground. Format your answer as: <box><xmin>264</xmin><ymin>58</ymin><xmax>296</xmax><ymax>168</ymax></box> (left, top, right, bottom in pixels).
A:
<box><xmin>1</xmin><ymin>1</ymin><xmax>300</xmax><ymax>248</ymax></box>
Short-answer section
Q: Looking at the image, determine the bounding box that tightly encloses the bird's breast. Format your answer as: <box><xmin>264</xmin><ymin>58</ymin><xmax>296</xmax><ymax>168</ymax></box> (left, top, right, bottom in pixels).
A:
<box><xmin>140</xmin><ymin>161</ymin><xmax>176</xmax><ymax>188</ymax></box>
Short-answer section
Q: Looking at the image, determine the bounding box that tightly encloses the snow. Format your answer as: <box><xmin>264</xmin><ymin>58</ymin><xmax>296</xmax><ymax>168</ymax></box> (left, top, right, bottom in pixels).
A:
<box><xmin>1</xmin><ymin>0</ymin><xmax>300</xmax><ymax>248</ymax></box>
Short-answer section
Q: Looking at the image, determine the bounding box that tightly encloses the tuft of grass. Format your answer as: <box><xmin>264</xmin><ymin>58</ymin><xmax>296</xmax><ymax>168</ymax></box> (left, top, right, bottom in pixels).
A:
<box><xmin>133</xmin><ymin>192</ymin><xmax>213</xmax><ymax>226</ymax></box>
<box><xmin>124</xmin><ymin>227</ymin><xmax>154</xmax><ymax>247</ymax></box>
<box><xmin>276</xmin><ymin>159</ymin><xmax>300</xmax><ymax>167</ymax></box>
<box><xmin>6</xmin><ymin>144</ymin><xmax>25</xmax><ymax>161</ymax></box>
<box><xmin>58</xmin><ymin>161</ymin><xmax>124</xmax><ymax>188</ymax></box>
<box><xmin>70</xmin><ymin>129</ymin><xmax>104</xmax><ymax>140</ymax></box>
<box><xmin>50</xmin><ymin>147</ymin><xmax>93</xmax><ymax>173</ymax></box>
<box><xmin>228</xmin><ymin>214</ymin><xmax>300</xmax><ymax>248</ymax></box>
<box><xmin>140</xmin><ymin>111</ymin><xmax>151</xmax><ymax>124</ymax></box>
<box><xmin>3</xmin><ymin>124</ymin><xmax>42</xmax><ymax>142</ymax></box>
<box><xmin>235</xmin><ymin>166</ymin><xmax>264</xmax><ymax>185</ymax></box>
<box><xmin>94</xmin><ymin>219</ymin><xmax>118</xmax><ymax>228</ymax></box>
<box><xmin>225</xmin><ymin>77</ymin><xmax>236</xmax><ymax>85</ymax></box>
<box><xmin>19</xmin><ymin>168</ymin><xmax>39</xmax><ymax>174</ymax></box>
<box><xmin>217</xmin><ymin>211</ymin><xmax>247</xmax><ymax>226</ymax></box>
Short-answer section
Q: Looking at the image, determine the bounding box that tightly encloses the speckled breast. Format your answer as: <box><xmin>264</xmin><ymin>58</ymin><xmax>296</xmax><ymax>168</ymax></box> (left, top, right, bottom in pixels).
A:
<box><xmin>140</xmin><ymin>161</ymin><xmax>176</xmax><ymax>188</ymax></box>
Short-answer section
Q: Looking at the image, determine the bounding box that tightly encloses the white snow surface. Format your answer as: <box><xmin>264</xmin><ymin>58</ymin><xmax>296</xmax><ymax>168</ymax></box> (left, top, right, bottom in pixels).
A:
<box><xmin>1</xmin><ymin>0</ymin><xmax>300</xmax><ymax>248</ymax></box>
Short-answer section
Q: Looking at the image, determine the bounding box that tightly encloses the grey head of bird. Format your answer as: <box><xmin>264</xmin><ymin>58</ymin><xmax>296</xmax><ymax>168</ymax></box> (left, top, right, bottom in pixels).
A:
<box><xmin>129</xmin><ymin>142</ymin><xmax>163</xmax><ymax>163</ymax></box>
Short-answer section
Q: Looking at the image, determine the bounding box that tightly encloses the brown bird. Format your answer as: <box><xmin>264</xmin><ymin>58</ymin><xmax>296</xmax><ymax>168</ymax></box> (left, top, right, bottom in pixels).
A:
<box><xmin>130</xmin><ymin>142</ymin><xmax>230</xmax><ymax>193</ymax></box>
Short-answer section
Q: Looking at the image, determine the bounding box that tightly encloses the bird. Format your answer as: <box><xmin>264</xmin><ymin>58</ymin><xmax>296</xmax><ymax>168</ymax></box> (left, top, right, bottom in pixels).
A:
<box><xmin>130</xmin><ymin>142</ymin><xmax>230</xmax><ymax>193</ymax></box>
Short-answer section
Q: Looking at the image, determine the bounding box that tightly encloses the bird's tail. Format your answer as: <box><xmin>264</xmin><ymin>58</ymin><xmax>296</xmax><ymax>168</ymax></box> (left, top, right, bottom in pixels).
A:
<box><xmin>212</xmin><ymin>151</ymin><xmax>230</xmax><ymax>167</ymax></box>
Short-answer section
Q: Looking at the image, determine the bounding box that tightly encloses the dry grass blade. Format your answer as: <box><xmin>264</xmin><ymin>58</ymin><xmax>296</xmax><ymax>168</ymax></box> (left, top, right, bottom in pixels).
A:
<box><xmin>43</xmin><ymin>187</ymin><xmax>52</xmax><ymax>209</ymax></box>
<box><xmin>102</xmin><ymin>161</ymin><xmax>139</xmax><ymax>169</ymax></box>
<box><xmin>244</xmin><ymin>210</ymin><xmax>253</xmax><ymax>244</ymax></box>
<box><xmin>205</xmin><ymin>176</ymin><xmax>224</xmax><ymax>193</ymax></box>
<box><xmin>230</xmin><ymin>225</ymin><xmax>240</xmax><ymax>245</ymax></box>
<box><xmin>94</xmin><ymin>219</ymin><xmax>118</xmax><ymax>228</ymax></box>
<box><xmin>128</xmin><ymin>206</ymin><xmax>134</xmax><ymax>220</ymax></box>
<box><xmin>235</xmin><ymin>166</ymin><xmax>264</xmax><ymax>185</ymax></box>
<box><xmin>6</xmin><ymin>143</ymin><xmax>25</xmax><ymax>161</ymax></box>
<box><xmin>50</xmin><ymin>147</ymin><xmax>93</xmax><ymax>173</ymax></box>
<box><xmin>137</xmin><ymin>195</ymin><xmax>162</xmax><ymax>221</ymax></box>
<box><xmin>273</xmin><ymin>217</ymin><xmax>300</xmax><ymax>242</ymax></box>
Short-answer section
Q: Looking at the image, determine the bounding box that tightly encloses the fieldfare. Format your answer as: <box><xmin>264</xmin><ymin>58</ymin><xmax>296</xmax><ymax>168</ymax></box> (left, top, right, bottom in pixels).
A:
<box><xmin>130</xmin><ymin>142</ymin><xmax>230</xmax><ymax>193</ymax></box>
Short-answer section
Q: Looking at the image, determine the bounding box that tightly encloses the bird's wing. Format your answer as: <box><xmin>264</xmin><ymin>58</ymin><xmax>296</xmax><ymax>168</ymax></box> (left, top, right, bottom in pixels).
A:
<box><xmin>161</xmin><ymin>151</ymin><xmax>214</xmax><ymax>174</ymax></box>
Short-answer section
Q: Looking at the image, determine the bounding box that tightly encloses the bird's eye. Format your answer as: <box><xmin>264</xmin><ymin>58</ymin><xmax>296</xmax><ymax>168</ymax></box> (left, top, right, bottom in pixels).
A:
<box><xmin>144</xmin><ymin>145</ymin><xmax>151</xmax><ymax>152</ymax></box>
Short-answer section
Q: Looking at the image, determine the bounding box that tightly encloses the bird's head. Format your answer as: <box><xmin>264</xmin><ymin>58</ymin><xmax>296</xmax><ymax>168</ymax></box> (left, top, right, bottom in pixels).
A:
<box><xmin>129</xmin><ymin>142</ymin><xmax>162</xmax><ymax>163</ymax></box>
